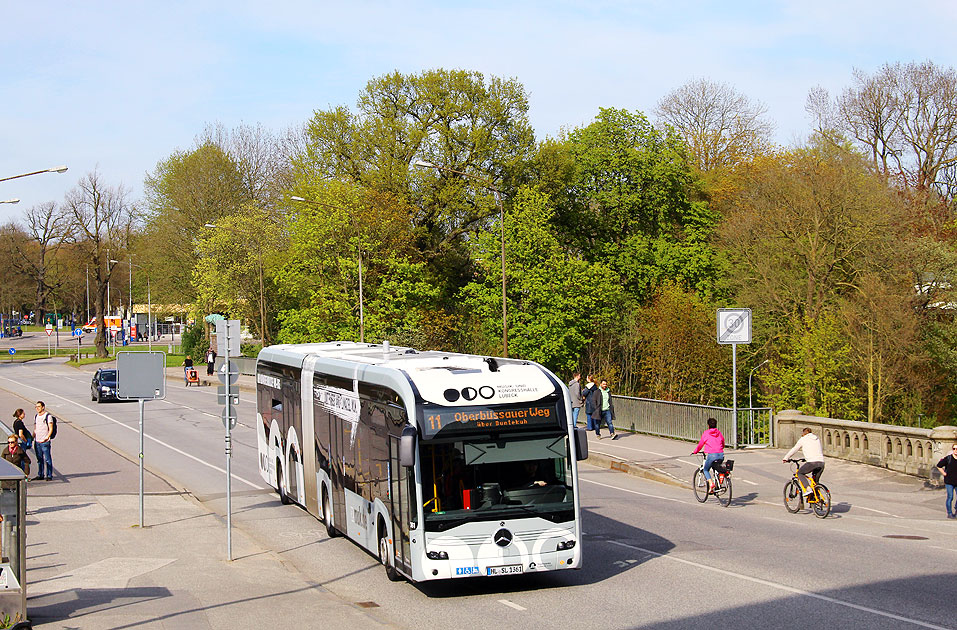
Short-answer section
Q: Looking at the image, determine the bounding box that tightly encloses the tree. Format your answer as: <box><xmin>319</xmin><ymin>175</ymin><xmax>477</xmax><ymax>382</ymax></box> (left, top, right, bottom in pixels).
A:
<box><xmin>557</xmin><ymin>108</ymin><xmax>726</xmax><ymax>302</ymax></box>
<box><xmin>808</xmin><ymin>61</ymin><xmax>957</xmax><ymax>201</ymax></box>
<box><xmin>296</xmin><ymin>69</ymin><xmax>535</xmax><ymax>291</ymax></box>
<box><xmin>656</xmin><ymin>78</ymin><xmax>774</xmax><ymax>172</ymax></box>
<box><xmin>0</xmin><ymin>202</ymin><xmax>72</xmax><ymax>324</ymax></box>
<box><xmin>62</xmin><ymin>172</ymin><xmax>134</xmax><ymax>357</ymax></box>
<box><xmin>460</xmin><ymin>187</ymin><xmax>621</xmax><ymax>375</ymax></box>
<box><xmin>193</xmin><ymin>205</ymin><xmax>283</xmax><ymax>344</ymax></box>
<box><xmin>720</xmin><ymin>143</ymin><xmax>921</xmax><ymax>421</ymax></box>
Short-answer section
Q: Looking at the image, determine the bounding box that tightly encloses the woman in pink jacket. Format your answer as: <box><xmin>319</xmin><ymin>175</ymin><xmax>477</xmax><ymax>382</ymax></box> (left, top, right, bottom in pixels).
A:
<box><xmin>692</xmin><ymin>418</ymin><xmax>725</xmax><ymax>490</ymax></box>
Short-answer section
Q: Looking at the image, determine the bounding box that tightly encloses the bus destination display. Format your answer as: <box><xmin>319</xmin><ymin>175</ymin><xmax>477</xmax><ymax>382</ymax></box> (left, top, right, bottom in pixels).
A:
<box><xmin>423</xmin><ymin>404</ymin><xmax>560</xmax><ymax>437</ymax></box>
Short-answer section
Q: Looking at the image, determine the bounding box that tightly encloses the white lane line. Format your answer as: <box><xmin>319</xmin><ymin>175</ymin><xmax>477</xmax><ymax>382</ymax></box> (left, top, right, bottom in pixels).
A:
<box><xmin>580</xmin><ymin>477</ymin><xmax>688</xmax><ymax>504</ymax></box>
<box><xmin>0</xmin><ymin>376</ymin><xmax>265</xmax><ymax>490</ymax></box>
<box><xmin>853</xmin><ymin>505</ymin><xmax>896</xmax><ymax>516</ymax></box>
<box><xmin>609</xmin><ymin>540</ymin><xmax>950</xmax><ymax>630</ymax></box>
<box><xmin>498</xmin><ymin>599</ymin><xmax>526</xmax><ymax>611</ymax></box>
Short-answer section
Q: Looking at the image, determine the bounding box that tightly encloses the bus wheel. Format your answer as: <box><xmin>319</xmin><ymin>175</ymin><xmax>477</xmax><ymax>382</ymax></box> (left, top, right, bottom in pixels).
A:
<box><xmin>277</xmin><ymin>459</ymin><xmax>290</xmax><ymax>505</ymax></box>
<box><xmin>379</xmin><ymin>532</ymin><xmax>401</xmax><ymax>582</ymax></box>
<box><xmin>323</xmin><ymin>492</ymin><xmax>338</xmax><ymax>538</ymax></box>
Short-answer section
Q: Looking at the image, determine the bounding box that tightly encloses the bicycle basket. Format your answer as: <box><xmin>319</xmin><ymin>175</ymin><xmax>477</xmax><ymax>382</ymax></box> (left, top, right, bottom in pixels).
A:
<box><xmin>723</xmin><ymin>459</ymin><xmax>734</xmax><ymax>472</ymax></box>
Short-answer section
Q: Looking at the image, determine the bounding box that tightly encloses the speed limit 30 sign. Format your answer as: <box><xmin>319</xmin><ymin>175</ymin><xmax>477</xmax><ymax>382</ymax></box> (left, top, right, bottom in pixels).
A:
<box><xmin>717</xmin><ymin>308</ymin><xmax>752</xmax><ymax>345</ymax></box>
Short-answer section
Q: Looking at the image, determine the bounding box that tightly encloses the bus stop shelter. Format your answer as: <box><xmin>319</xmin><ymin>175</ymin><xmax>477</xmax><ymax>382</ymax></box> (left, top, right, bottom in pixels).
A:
<box><xmin>0</xmin><ymin>458</ymin><xmax>28</xmax><ymax>627</ymax></box>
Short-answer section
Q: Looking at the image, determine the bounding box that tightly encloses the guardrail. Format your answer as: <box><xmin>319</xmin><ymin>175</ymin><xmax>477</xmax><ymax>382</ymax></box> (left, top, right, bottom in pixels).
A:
<box><xmin>774</xmin><ymin>410</ymin><xmax>957</xmax><ymax>482</ymax></box>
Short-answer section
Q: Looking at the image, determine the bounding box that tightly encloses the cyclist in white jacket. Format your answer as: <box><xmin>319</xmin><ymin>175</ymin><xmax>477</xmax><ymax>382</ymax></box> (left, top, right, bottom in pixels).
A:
<box><xmin>783</xmin><ymin>428</ymin><xmax>825</xmax><ymax>496</ymax></box>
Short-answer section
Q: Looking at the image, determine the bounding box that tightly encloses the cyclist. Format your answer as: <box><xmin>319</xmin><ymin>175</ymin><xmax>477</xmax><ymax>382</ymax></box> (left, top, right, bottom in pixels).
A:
<box><xmin>783</xmin><ymin>427</ymin><xmax>825</xmax><ymax>496</ymax></box>
<box><xmin>691</xmin><ymin>418</ymin><xmax>725</xmax><ymax>491</ymax></box>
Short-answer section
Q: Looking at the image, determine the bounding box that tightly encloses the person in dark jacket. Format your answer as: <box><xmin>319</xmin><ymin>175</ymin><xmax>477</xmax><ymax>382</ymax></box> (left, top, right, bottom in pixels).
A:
<box><xmin>567</xmin><ymin>372</ymin><xmax>583</xmax><ymax>426</ymax></box>
<box><xmin>3</xmin><ymin>434</ymin><xmax>31</xmax><ymax>476</ymax></box>
<box><xmin>936</xmin><ymin>443</ymin><xmax>957</xmax><ymax>519</ymax></box>
<box><xmin>582</xmin><ymin>375</ymin><xmax>599</xmax><ymax>434</ymax></box>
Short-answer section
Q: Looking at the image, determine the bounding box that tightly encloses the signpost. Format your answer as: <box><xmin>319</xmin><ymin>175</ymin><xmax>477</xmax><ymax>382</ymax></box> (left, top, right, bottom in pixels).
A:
<box><xmin>717</xmin><ymin>308</ymin><xmax>752</xmax><ymax>449</ymax></box>
<box><xmin>45</xmin><ymin>324</ymin><xmax>52</xmax><ymax>356</ymax></box>
<box><xmin>215</xmin><ymin>319</ymin><xmax>241</xmax><ymax>560</ymax></box>
<box><xmin>72</xmin><ymin>327</ymin><xmax>83</xmax><ymax>359</ymax></box>
<box><xmin>116</xmin><ymin>351</ymin><xmax>167</xmax><ymax>528</ymax></box>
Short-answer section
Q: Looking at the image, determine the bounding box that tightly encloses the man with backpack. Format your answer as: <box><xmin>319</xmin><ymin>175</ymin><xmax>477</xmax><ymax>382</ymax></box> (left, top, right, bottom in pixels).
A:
<box><xmin>33</xmin><ymin>400</ymin><xmax>56</xmax><ymax>481</ymax></box>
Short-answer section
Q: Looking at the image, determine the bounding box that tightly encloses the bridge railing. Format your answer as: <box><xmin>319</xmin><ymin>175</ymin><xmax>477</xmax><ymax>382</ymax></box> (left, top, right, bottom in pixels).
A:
<box><xmin>609</xmin><ymin>397</ymin><xmax>771</xmax><ymax>449</ymax></box>
<box><xmin>774</xmin><ymin>410</ymin><xmax>956</xmax><ymax>481</ymax></box>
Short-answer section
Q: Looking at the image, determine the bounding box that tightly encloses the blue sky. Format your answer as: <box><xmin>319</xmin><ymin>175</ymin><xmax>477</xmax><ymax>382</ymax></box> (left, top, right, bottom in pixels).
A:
<box><xmin>3</xmin><ymin>1</ymin><xmax>956</xmax><ymax>222</ymax></box>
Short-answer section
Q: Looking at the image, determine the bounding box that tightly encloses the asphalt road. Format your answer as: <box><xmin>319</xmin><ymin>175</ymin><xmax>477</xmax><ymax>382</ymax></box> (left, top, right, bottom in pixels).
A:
<box><xmin>1</xmin><ymin>359</ymin><xmax>955</xmax><ymax>630</ymax></box>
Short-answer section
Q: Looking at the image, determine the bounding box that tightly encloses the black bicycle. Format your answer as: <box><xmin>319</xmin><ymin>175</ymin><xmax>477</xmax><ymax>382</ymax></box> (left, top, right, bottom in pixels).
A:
<box><xmin>783</xmin><ymin>458</ymin><xmax>830</xmax><ymax>518</ymax></box>
<box><xmin>692</xmin><ymin>454</ymin><xmax>733</xmax><ymax>507</ymax></box>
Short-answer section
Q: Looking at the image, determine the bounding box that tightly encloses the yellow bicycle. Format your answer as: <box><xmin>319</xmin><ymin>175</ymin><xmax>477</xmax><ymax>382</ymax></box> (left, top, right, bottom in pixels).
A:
<box><xmin>784</xmin><ymin>458</ymin><xmax>830</xmax><ymax>518</ymax></box>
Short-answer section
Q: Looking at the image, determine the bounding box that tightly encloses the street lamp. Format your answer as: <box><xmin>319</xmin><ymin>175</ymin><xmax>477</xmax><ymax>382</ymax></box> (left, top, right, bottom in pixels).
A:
<box><xmin>0</xmin><ymin>166</ymin><xmax>68</xmax><ymax>182</ymax></box>
<box><xmin>0</xmin><ymin>199</ymin><xmax>19</xmax><ymax>205</ymax></box>
<box><xmin>413</xmin><ymin>159</ymin><xmax>508</xmax><ymax>357</ymax></box>
<box><xmin>287</xmin><ymin>198</ymin><xmax>365</xmax><ymax>343</ymax></box>
<box><xmin>110</xmin><ymin>259</ymin><xmax>152</xmax><ymax>351</ymax></box>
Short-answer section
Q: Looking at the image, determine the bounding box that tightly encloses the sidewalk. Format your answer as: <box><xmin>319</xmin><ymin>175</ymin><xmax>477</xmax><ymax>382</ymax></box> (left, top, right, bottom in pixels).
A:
<box><xmin>0</xmin><ymin>387</ymin><xmax>391</xmax><ymax>630</ymax></box>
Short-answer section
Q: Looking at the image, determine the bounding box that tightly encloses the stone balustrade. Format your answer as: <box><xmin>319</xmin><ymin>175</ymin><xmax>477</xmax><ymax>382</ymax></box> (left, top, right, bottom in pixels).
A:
<box><xmin>775</xmin><ymin>409</ymin><xmax>957</xmax><ymax>482</ymax></box>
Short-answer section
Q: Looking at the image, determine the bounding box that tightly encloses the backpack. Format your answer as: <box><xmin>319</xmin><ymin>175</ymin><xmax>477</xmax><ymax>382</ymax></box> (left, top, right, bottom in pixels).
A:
<box><xmin>45</xmin><ymin>415</ymin><xmax>57</xmax><ymax>440</ymax></box>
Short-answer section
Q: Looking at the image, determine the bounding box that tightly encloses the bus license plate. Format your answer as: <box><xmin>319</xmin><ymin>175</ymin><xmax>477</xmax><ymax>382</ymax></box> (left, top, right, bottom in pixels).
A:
<box><xmin>487</xmin><ymin>564</ymin><xmax>523</xmax><ymax>576</ymax></box>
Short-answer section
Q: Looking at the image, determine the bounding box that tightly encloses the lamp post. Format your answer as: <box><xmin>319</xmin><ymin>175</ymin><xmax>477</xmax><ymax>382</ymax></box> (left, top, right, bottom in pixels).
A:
<box><xmin>109</xmin><ymin>259</ymin><xmax>152</xmax><ymax>351</ymax></box>
<box><xmin>288</xmin><ymin>198</ymin><xmax>365</xmax><ymax>343</ymax></box>
<box><xmin>748</xmin><ymin>359</ymin><xmax>770</xmax><ymax>445</ymax></box>
<box><xmin>0</xmin><ymin>165</ymin><xmax>68</xmax><ymax>182</ymax></box>
<box><xmin>413</xmin><ymin>160</ymin><xmax>508</xmax><ymax>357</ymax></box>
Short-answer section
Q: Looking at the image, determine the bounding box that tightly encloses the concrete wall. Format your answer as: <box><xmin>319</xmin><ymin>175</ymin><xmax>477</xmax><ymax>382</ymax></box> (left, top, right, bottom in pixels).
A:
<box><xmin>775</xmin><ymin>409</ymin><xmax>957</xmax><ymax>482</ymax></box>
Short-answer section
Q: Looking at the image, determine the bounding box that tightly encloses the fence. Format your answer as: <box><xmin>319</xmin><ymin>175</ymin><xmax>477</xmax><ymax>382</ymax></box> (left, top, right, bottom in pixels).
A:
<box><xmin>609</xmin><ymin>396</ymin><xmax>774</xmax><ymax>449</ymax></box>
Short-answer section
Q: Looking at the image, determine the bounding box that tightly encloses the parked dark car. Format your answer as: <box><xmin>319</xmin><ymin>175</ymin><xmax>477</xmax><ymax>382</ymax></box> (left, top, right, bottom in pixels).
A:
<box><xmin>91</xmin><ymin>368</ymin><xmax>119</xmax><ymax>403</ymax></box>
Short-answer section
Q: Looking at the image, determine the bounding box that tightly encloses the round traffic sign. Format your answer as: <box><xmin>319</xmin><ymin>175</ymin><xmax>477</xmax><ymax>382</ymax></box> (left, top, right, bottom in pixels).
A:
<box><xmin>221</xmin><ymin>407</ymin><xmax>237</xmax><ymax>430</ymax></box>
<box><xmin>8</xmin><ymin>348</ymin><xmax>14</xmax><ymax>355</ymax></box>
<box><xmin>72</xmin><ymin>328</ymin><xmax>83</xmax><ymax>337</ymax></box>
<box><xmin>218</xmin><ymin>360</ymin><xmax>240</xmax><ymax>385</ymax></box>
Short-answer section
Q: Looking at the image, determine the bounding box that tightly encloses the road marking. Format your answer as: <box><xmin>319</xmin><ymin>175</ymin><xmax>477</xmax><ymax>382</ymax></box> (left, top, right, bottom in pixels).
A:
<box><xmin>0</xmin><ymin>375</ymin><xmax>265</xmax><ymax>490</ymax></box>
<box><xmin>498</xmin><ymin>599</ymin><xmax>526</xmax><ymax>611</ymax></box>
<box><xmin>581</xmin><ymin>477</ymin><xmax>688</xmax><ymax>504</ymax></box>
<box><xmin>852</xmin><ymin>505</ymin><xmax>896</xmax><ymax>516</ymax></box>
<box><xmin>609</xmin><ymin>540</ymin><xmax>951</xmax><ymax>630</ymax></box>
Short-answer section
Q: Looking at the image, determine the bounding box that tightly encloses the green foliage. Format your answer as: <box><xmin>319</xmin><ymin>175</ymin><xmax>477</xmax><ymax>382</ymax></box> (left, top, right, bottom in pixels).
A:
<box><xmin>460</xmin><ymin>187</ymin><xmax>621</xmax><ymax>374</ymax></box>
<box><xmin>623</xmin><ymin>284</ymin><xmax>730</xmax><ymax>405</ymax></box>
<box><xmin>181</xmin><ymin>322</ymin><xmax>207</xmax><ymax>359</ymax></box>
<box><xmin>765</xmin><ymin>314</ymin><xmax>864</xmax><ymax>420</ymax></box>
<box><xmin>553</xmin><ymin>108</ymin><xmax>726</xmax><ymax>301</ymax></box>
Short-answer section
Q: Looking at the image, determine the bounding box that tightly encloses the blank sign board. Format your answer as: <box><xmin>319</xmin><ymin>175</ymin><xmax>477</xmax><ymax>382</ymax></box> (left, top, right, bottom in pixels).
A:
<box><xmin>117</xmin><ymin>351</ymin><xmax>167</xmax><ymax>400</ymax></box>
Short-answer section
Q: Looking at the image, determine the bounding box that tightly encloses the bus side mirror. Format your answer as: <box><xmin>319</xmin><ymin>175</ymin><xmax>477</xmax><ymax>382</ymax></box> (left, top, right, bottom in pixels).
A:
<box><xmin>574</xmin><ymin>427</ymin><xmax>588</xmax><ymax>461</ymax></box>
<box><xmin>399</xmin><ymin>425</ymin><xmax>417</xmax><ymax>467</ymax></box>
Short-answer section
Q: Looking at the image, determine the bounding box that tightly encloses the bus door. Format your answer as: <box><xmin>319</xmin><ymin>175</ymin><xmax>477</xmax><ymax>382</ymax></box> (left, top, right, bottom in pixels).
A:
<box><xmin>331</xmin><ymin>415</ymin><xmax>348</xmax><ymax>533</ymax></box>
<box><xmin>388</xmin><ymin>435</ymin><xmax>413</xmax><ymax>574</ymax></box>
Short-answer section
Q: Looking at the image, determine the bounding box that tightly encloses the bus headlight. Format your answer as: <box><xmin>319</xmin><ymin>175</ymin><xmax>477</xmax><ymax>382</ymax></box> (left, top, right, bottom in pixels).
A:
<box><xmin>426</xmin><ymin>550</ymin><xmax>449</xmax><ymax>560</ymax></box>
<box><xmin>557</xmin><ymin>540</ymin><xmax>576</xmax><ymax>551</ymax></box>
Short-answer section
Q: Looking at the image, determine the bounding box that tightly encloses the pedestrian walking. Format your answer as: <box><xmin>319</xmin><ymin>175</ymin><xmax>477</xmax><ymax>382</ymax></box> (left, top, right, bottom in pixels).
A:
<box><xmin>598</xmin><ymin>379</ymin><xmax>618</xmax><ymax>440</ymax></box>
<box><xmin>206</xmin><ymin>346</ymin><xmax>217</xmax><ymax>376</ymax></box>
<box><xmin>2</xmin><ymin>434</ymin><xmax>31</xmax><ymax>476</ymax></box>
<box><xmin>936</xmin><ymin>442</ymin><xmax>957</xmax><ymax>519</ymax></box>
<box><xmin>582</xmin><ymin>375</ymin><xmax>599</xmax><ymax>434</ymax></box>
<box><xmin>33</xmin><ymin>400</ymin><xmax>55</xmax><ymax>481</ymax></box>
<box><xmin>567</xmin><ymin>372</ymin><xmax>583</xmax><ymax>425</ymax></box>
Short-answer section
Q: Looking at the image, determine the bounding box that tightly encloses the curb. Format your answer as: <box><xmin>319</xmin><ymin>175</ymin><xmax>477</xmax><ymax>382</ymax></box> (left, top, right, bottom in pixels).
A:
<box><xmin>584</xmin><ymin>450</ymin><xmax>691</xmax><ymax>490</ymax></box>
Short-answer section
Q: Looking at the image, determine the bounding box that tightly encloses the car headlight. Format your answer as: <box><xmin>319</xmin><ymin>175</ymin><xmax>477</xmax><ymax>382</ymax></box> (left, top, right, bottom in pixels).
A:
<box><xmin>101</xmin><ymin>386</ymin><xmax>111</xmax><ymax>393</ymax></box>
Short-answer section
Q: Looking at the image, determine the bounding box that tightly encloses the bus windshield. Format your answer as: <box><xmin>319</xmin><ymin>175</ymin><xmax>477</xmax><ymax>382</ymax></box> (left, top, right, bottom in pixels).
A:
<box><xmin>420</xmin><ymin>434</ymin><xmax>574</xmax><ymax>531</ymax></box>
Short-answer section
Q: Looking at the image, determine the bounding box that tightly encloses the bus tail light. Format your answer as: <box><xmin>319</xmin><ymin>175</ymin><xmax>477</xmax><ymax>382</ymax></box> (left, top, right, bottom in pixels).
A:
<box><xmin>426</xmin><ymin>550</ymin><xmax>449</xmax><ymax>560</ymax></box>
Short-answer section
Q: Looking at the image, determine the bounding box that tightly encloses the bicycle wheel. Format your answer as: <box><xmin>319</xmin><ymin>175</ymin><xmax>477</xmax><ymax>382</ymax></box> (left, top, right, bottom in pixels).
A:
<box><xmin>783</xmin><ymin>479</ymin><xmax>803</xmax><ymax>513</ymax></box>
<box><xmin>812</xmin><ymin>484</ymin><xmax>831</xmax><ymax>518</ymax></box>
<box><xmin>692</xmin><ymin>468</ymin><xmax>709</xmax><ymax>503</ymax></box>
<box><xmin>717</xmin><ymin>476</ymin><xmax>733</xmax><ymax>507</ymax></box>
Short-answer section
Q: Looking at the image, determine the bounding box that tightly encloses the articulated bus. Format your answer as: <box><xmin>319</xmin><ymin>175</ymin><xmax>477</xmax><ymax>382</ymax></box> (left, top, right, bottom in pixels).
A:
<box><xmin>256</xmin><ymin>341</ymin><xmax>588</xmax><ymax>582</ymax></box>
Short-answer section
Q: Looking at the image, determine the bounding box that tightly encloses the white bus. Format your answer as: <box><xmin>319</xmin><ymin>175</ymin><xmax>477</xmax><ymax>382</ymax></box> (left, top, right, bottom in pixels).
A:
<box><xmin>256</xmin><ymin>341</ymin><xmax>588</xmax><ymax>582</ymax></box>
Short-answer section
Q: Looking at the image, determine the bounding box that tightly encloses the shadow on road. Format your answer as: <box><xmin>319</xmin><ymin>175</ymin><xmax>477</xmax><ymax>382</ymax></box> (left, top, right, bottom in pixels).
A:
<box><xmin>416</xmin><ymin>507</ymin><xmax>675</xmax><ymax>598</ymax></box>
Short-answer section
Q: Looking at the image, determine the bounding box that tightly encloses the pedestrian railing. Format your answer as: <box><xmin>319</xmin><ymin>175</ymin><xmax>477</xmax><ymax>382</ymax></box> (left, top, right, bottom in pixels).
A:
<box><xmin>609</xmin><ymin>396</ymin><xmax>773</xmax><ymax>449</ymax></box>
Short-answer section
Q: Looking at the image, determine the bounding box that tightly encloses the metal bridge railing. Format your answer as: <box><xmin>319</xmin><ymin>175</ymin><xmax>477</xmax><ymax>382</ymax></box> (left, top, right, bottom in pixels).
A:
<box><xmin>609</xmin><ymin>395</ymin><xmax>773</xmax><ymax>448</ymax></box>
